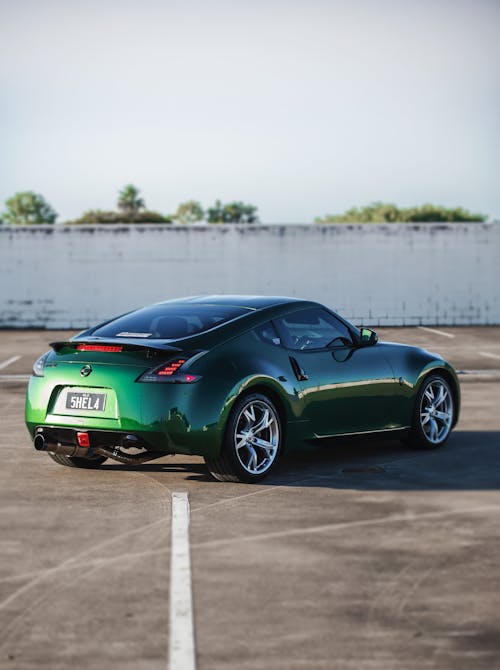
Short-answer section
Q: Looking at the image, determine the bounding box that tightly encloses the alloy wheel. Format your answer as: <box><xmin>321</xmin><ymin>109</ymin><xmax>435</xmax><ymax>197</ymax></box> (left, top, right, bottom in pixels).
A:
<box><xmin>419</xmin><ymin>378</ymin><xmax>453</xmax><ymax>444</ymax></box>
<box><xmin>234</xmin><ymin>399</ymin><xmax>280</xmax><ymax>474</ymax></box>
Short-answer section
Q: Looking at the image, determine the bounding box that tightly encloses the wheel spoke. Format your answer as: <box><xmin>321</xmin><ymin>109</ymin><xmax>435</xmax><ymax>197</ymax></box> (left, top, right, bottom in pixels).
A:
<box><xmin>435</xmin><ymin>385</ymin><xmax>447</xmax><ymax>407</ymax></box>
<box><xmin>252</xmin><ymin>409</ymin><xmax>273</xmax><ymax>434</ymax></box>
<box><xmin>420</xmin><ymin>412</ymin><xmax>430</xmax><ymax>426</ymax></box>
<box><xmin>434</xmin><ymin>410</ymin><xmax>450</xmax><ymax>422</ymax></box>
<box><xmin>243</xmin><ymin>406</ymin><xmax>256</xmax><ymax>423</ymax></box>
<box><xmin>430</xmin><ymin>418</ymin><xmax>439</xmax><ymax>441</ymax></box>
<box><xmin>235</xmin><ymin>434</ymin><xmax>247</xmax><ymax>451</ymax></box>
<box><xmin>253</xmin><ymin>436</ymin><xmax>275</xmax><ymax>454</ymax></box>
<box><xmin>424</xmin><ymin>387</ymin><xmax>435</xmax><ymax>402</ymax></box>
<box><xmin>246</xmin><ymin>445</ymin><xmax>258</xmax><ymax>470</ymax></box>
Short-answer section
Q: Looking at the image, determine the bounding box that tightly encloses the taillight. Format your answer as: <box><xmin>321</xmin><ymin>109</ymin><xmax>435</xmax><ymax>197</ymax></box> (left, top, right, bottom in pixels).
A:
<box><xmin>157</xmin><ymin>358</ymin><xmax>187</xmax><ymax>375</ymax></box>
<box><xmin>137</xmin><ymin>355</ymin><xmax>201</xmax><ymax>384</ymax></box>
<box><xmin>76</xmin><ymin>344</ymin><xmax>123</xmax><ymax>353</ymax></box>
<box><xmin>32</xmin><ymin>351</ymin><xmax>50</xmax><ymax>377</ymax></box>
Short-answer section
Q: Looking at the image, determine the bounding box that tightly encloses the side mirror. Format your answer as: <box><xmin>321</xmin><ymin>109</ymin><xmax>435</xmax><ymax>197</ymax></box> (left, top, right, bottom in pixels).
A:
<box><xmin>359</xmin><ymin>327</ymin><xmax>378</xmax><ymax>346</ymax></box>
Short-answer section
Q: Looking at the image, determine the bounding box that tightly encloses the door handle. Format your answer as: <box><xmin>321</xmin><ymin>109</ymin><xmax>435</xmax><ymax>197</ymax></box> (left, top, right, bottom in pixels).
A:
<box><xmin>289</xmin><ymin>356</ymin><xmax>308</xmax><ymax>381</ymax></box>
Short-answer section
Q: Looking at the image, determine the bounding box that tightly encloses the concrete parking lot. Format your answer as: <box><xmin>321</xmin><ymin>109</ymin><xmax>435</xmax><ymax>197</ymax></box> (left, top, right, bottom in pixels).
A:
<box><xmin>1</xmin><ymin>327</ymin><xmax>499</xmax><ymax>669</ymax></box>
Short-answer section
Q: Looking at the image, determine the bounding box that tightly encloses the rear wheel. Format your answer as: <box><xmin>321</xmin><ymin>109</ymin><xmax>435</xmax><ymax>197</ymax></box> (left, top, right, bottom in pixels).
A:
<box><xmin>408</xmin><ymin>374</ymin><xmax>455</xmax><ymax>449</ymax></box>
<box><xmin>48</xmin><ymin>452</ymin><xmax>107</xmax><ymax>468</ymax></box>
<box><xmin>205</xmin><ymin>393</ymin><xmax>283</xmax><ymax>483</ymax></box>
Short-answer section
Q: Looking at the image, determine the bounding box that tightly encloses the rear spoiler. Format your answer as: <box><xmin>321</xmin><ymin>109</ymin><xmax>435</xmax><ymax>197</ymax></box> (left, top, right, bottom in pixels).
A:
<box><xmin>50</xmin><ymin>338</ymin><xmax>182</xmax><ymax>354</ymax></box>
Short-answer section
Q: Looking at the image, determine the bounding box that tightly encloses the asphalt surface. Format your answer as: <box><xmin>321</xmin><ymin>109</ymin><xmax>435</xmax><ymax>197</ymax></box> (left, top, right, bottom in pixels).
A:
<box><xmin>1</xmin><ymin>327</ymin><xmax>499</xmax><ymax>669</ymax></box>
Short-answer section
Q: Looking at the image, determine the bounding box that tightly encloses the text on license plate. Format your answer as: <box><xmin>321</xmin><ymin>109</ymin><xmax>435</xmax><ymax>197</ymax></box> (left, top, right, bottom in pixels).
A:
<box><xmin>66</xmin><ymin>392</ymin><xmax>107</xmax><ymax>411</ymax></box>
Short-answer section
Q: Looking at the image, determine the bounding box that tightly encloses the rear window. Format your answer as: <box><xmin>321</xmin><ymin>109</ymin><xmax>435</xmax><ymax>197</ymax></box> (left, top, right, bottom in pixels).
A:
<box><xmin>91</xmin><ymin>304</ymin><xmax>251</xmax><ymax>340</ymax></box>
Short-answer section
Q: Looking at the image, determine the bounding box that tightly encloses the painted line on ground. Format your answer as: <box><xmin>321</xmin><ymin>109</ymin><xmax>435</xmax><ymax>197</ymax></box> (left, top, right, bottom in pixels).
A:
<box><xmin>0</xmin><ymin>375</ymin><xmax>30</xmax><ymax>382</ymax></box>
<box><xmin>0</xmin><ymin>356</ymin><xmax>21</xmax><ymax>370</ymax></box>
<box><xmin>418</xmin><ymin>326</ymin><xmax>455</xmax><ymax>338</ymax></box>
<box><xmin>479</xmin><ymin>351</ymin><xmax>500</xmax><ymax>361</ymax></box>
<box><xmin>169</xmin><ymin>492</ymin><xmax>196</xmax><ymax>670</ymax></box>
<box><xmin>458</xmin><ymin>369</ymin><xmax>500</xmax><ymax>376</ymax></box>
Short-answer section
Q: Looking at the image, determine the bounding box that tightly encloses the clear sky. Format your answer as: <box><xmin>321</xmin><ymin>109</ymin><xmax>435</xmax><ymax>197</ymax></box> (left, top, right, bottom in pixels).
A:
<box><xmin>1</xmin><ymin>0</ymin><xmax>499</xmax><ymax>222</ymax></box>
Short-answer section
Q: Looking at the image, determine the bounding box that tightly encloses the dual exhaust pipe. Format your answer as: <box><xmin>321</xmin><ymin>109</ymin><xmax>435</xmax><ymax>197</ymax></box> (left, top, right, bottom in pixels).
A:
<box><xmin>33</xmin><ymin>431</ymin><xmax>155</xmax><ymax>464</ymax></box>
<box><xmin>33</xmin><ymin>433</ymin><xmax>92</xmax><ymax>458</ymax></box>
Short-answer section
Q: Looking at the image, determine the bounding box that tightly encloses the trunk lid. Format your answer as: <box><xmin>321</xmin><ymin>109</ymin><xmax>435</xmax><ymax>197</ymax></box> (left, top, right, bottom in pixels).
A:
<box><xmin>42</xmin><ymin>338</ymin><xmax>183</xmax><ymax>427</ymax></box>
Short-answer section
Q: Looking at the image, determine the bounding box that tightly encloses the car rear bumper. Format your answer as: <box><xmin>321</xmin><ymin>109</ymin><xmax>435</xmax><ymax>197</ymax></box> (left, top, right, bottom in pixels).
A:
<box><xmin>32</xmin><ymin>424</ymin><xmax>168</xmax><ymax>463</ymax></box>
<box><xmin>25</xmin><ymin>372</ymin><xmax>230</xmax><ymax>458</ymax></box>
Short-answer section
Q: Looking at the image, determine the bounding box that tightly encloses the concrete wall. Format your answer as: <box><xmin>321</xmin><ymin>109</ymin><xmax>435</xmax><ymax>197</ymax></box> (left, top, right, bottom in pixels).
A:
<box><xmin>0</xmin><ymin>223</ymin><xmax>498</xmax><ymax>328</ymax></box>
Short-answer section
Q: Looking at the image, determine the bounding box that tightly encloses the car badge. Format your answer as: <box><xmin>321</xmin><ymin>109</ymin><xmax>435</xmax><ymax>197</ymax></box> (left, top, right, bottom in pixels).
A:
<box><xmin>80</xmin><ymin>365</ymin><xmax>92</xmax><ymax>377</ymax></box>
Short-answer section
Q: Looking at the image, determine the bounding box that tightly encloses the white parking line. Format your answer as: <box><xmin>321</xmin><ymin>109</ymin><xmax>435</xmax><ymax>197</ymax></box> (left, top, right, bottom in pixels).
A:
<box><xmin>418</xmin><ymin>326</ymin><xmax>455</xmax><ymax>338</ymax></box>
<box><xmin>0</xmin><ymin>374</ymin><xmax>30</xmax><ymax>381</ymax></box>
<box><xmin>169</xmin><ymin>492</ymin><xmax>196</xmax><ymax>670</ymax></box>
<box><xmin>479</xmin><ymin>351</ymin><xmax>500</xmax><ymax>361</ymax></box>
<box><xmin>0</xmin><ymin>355</ymin><xmax>21</xmax><ymax>370</ymax></box>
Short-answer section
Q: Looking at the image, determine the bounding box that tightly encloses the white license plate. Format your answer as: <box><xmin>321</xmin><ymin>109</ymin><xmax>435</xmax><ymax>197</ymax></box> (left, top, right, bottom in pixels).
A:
<box><xmin>65</xmin><ymin>392</ymin><xmax>106</xmax><ymax>412</ymax></box>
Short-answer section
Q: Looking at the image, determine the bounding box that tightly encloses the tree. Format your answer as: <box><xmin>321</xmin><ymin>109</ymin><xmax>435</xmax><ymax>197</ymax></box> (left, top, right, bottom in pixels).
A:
<box><xmin>173</xmin><ymin>200</ymin><xmax>205</xmax><ymax>224</ymax></box>
<box><xmin>315</xmin><ymin>202</ymin><xmax>487</xmax><ymax>224</ymax></box>
<box><xmin>117</xmin><ymin>184</ymin><xmax>145</xmax><ymax>218</ymax></box>
<box><xmin>207</xmin><ymin>200</ymin><xmax>259</xmax><ymax>224</ymax></box>
<box><xmin>2</xmin><ymin>191</ymin><xmax>57</xmax><ymax>225</ymax></box>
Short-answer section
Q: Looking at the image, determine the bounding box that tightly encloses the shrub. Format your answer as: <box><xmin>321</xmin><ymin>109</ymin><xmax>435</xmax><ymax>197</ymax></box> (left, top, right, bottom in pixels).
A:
<box><xmin>66</xmin><ymin>210</ymin><xmax>172</xmax><ymax>224</ymax></box>
<box><xmin>315</xmin><ymin>202</ymin><xmax>487</xmax><ymax>224</ymax></box>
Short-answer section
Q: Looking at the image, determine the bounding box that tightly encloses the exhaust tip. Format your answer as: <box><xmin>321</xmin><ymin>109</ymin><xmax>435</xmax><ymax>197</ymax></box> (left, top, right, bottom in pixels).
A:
<box><xmin>122</xmin><ymin>434</ymin><xmax>140</xmax><ymax>448</ymax></box>
<box><xmin>34</xmin><ymin>434</ymin><xmax>46</xmax><ymax>451</ymax></box>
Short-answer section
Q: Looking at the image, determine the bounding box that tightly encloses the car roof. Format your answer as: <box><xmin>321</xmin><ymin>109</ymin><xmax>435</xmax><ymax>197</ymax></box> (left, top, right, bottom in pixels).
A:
<box><xmin>161</xmin><ymin>295</ymin><xmax>306</xmax><ymax>310</ymax></box>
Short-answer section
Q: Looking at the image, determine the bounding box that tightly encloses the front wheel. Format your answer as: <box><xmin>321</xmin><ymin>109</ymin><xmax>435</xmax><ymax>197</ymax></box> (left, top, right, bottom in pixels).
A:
<box><xmin>408</xmin><ymin>374</ymin><xmax>455</xmax><ymax>449</ymax></box>
<box><xmin>205</xmin><ymin>393</ymin><xmax>283</xmax><ymax>483</ymax></box>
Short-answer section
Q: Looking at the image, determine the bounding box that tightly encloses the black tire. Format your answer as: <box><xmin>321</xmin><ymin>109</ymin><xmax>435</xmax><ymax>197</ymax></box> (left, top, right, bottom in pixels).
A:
<box><xmin>204</xmin><ymin>392</ymin><xmax>283</xmax><ymax>483</ymax></box>
<box><xmin>48</xmin><ymin>452</ymin><xmax>108</xmax><ymax>468</ymax></box>
<box><xmin>407</xmin><ymin>374</ymin><xmax>455</xmax><ymax>449</ymax></box>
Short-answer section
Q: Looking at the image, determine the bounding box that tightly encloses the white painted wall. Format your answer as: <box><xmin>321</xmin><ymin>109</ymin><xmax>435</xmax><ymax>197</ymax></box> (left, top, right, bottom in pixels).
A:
<box><xmin>0</xmin><ymin>223</ymin><xmax>498</xmax><ymax>328</ymax></box>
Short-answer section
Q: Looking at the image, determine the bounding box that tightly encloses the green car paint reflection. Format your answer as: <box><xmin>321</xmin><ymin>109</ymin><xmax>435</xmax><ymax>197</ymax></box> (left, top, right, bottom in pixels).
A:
<box><xmin>25</xmin><ymin>295</ymin><xmax>460</xmax><ymax>483</ymax></box>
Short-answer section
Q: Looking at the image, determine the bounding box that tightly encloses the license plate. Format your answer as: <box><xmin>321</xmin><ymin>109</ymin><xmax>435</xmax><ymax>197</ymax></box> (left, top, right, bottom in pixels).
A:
<box><xmin>66</xmin><ymin>391</ymin><xmax>107</xmax><ymax>412</ymax></box>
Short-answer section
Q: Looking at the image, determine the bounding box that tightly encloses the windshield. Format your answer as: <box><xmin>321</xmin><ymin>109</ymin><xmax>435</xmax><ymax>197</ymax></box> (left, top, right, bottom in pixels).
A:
<box><xmin>91</xmin><ymin>304</ymin><xmax>251</xmax><ymax>340</ymax></box>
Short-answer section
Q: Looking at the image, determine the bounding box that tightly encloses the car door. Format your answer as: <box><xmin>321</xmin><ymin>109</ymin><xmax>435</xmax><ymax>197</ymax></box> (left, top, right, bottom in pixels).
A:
<box><xmin>274</xmin><ymin>307</ymin><xmax>398</xmax><ymax>437</ymax></box>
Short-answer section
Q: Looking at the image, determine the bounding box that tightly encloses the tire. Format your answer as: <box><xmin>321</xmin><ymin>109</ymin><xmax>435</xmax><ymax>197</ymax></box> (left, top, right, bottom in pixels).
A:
<box><xmin>407</xmin><ymin>374</ymin><xmax>455</xmax><ymax>449</ymax></box>
<box><xmin>205</xmin><ymin>392</ymin><xmax>283</xmax><ymax>483</ymax></box>
<box><xmin>48</xmin><ymin>452</ymin><xmax>108</xmax><ymax>469</ymax></box>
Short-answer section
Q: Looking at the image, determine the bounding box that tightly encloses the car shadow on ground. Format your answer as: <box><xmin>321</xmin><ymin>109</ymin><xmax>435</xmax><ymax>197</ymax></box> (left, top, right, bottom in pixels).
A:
<box><xmin>101</xmin><ymin>430</ymin><xmax>500</xmax><ymax>491</ymax></box>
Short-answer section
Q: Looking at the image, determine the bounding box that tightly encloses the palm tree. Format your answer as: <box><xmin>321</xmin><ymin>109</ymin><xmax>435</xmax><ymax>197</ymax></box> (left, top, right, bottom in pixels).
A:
<box><xmin>117</xmin><ymin>184</ymin><xmax>145</xmax><ymax>218</ymax></box>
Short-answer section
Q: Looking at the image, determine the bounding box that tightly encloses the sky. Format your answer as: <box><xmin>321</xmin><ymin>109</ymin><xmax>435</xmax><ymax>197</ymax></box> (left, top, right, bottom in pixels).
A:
<box><xmin>0</xmin><ymin>0</ymin><xmax>499</xmax><ymax>222</ymax></box>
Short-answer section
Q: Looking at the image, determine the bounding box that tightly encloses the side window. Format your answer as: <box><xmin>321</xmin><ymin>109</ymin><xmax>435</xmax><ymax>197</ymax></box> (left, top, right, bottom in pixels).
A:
<box><xmin>253</xmin><ymin>322</ymin><xmax>282</xmax><ymax>347</ymax></box>
<box><xmin>275</xmin><ymin>308</ymin><xmax>353</xmax><ymax>350</ymax></box>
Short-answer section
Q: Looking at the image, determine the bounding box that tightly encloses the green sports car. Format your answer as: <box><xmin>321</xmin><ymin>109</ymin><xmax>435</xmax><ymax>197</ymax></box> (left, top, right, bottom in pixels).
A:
<box><xmin>25</xmin><ymin>295</ymin><xmax>459</xmax><ymax>483</ymax></box>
